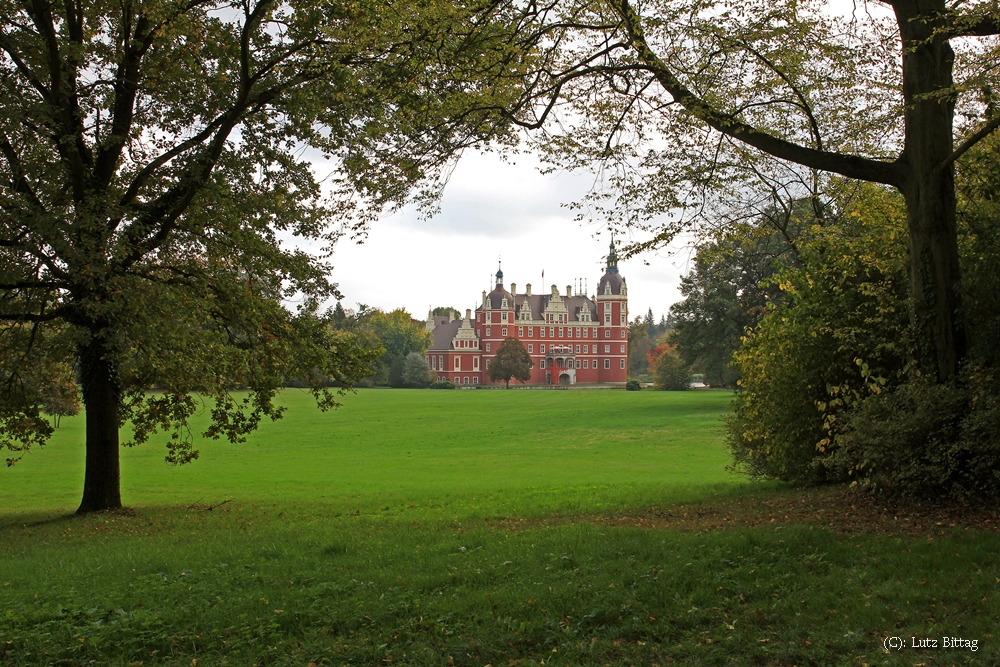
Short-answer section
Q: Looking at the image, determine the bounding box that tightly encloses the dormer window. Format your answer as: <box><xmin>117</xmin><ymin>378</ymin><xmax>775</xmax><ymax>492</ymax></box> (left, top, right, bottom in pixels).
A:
<box><xmin>501</xmin><ymin>298</ymin><xmax>508</xmax><ymax>308</ymax></box>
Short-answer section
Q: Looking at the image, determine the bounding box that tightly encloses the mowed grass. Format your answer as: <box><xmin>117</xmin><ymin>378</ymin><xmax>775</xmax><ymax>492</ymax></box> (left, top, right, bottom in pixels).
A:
<box><xmin>1</xmin><ymin>389</ymin><xmax>999</xmax><ymax>667</ymax></box>
<box><xmin>0</xmin><ymin>389</ymin><xmax>737</xmax><ymax>516</ymax></box>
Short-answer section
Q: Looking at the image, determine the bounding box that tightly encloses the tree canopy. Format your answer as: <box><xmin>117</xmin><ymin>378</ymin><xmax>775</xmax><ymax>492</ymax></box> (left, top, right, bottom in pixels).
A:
<box><xmin>509</xmin><ymin>0</ymin><xmax>1000</xmax><ymax>383</ymax></box>
<box><xmin>488</xmin><ymin>337</ymin><xmax>533</xmax><ymax>388</ymax></box>
<box><xmin>0</xmin><ymin>0</ymin><xmax>530</xmax><ymax>511</ymax></box>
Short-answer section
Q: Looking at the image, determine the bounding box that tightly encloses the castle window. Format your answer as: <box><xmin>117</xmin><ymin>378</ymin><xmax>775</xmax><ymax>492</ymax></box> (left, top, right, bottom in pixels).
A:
<box><xmin>621</xmin><ymin>315</ymin><xmax>626</xmax><ymax>325</ymax></box>
<box><xmin>576</xmin><ymin>360</ymin><xmax>581</xmax><ymax>369</ymax></box>
<box><xmin>584</xmin><ymin>328</ymin><xmax>589</xmax><ymax>338</ymax></box>
<box><xmin>474</xmin><ymin>357</ymin><xmax>479</xmax><ymax>369</ymax></box>
<box><xmin>486</xmin><ymin>360</ymin><xmax>490</xmax><ymax>368</ymax></box>
<box><xmin>575</xmin><ymin>345</ymin><xmax>580</xmax><ymax>353</ymax></box>
<box><xmin>454</xmin><ymin>376</ymin><xmax>460</xmax><ymax>383</ymax></box>
<box><xmin>464</xmin><ymin>377</ymin><xmax>469</xmax><ymax>384</ymax></box>
<box><xmin>621</xmin><ymin>330</ymin><xmax>626</xmax><ymax>338</ymax></box>
<box><xmin>502</xmin><ymin>311</ymin><xmax>508</xmax><ymax>322</ymax></box>
<box><xmin>486</xmin><ymin>343</ymin><xmax>491</xmax><ymax>352</ymax></box>
<box><xmin>583</xmin><ymin>345</ymin><xmax>588</xmax><ymax>353</ymax></box>
<box><xmin>558</xmin><ymin>328</ymin><xmax>563</xmax><ymax>337</ymax></box>
<box><xmin>604</xmin><ymin>359</ymin><xmax>611</xmax><ymax>369</ymax></box>
<box><xmin>527</xmin><ymin>327</ymin><xmax>533</xmax><ymax>337</ymax></box>
<box><xmin>502</xmin><ymin>328</ymin><xmax>507</xmax><ymax>337</ymax></box>
<box><xmin>620</xmin><ymin>344</ymin><xmax>625</xmax><ymax>353</ymax></box>
<box><xmin>605</xmin><ymin>313</ymin><xmax>611</xmax><ymax>323</ymax></box>
<box><xmin>454</xmin><ymin>357</ymin><xmax>461</xmax><ymax>370</ymax></box>
<box><xmin>540</xmin><ymin>344</ymin><xmax>546</xmax><ymax>353</ymax></box>
<box><xmin>473</xmin><ymin>377</ymin><xmax>479</xmax><ymax>384</ymax></box>
<box><xmin>549</xmin><ymin>327</ymin><xmax>554</xmax><ymax>336</ymax></box>
<box><xmin>604</xmin><ymin>345</ymin><xmax>610</xmax><ymax>353</ymax></box>
<box><xmin>518</xmin><ymin>327</ymin><xmax>523</xmax><ymax>337</ymax></box>
<box><xmin>540</xmin><ymin>360</ymin><xmax>546</xmax><ymax>368</ymax></box>
<box><xmin>605</xmin><ymin>329</ymin><xmax>610</xmax><ymax>338</ymax></box>
<box><xmin>501</xmin><ymin>299</ymin><xmax>507</xmax><ymax>308</ymax></box>
<box><xmin>620</xmin><ymin>359</ymin><xmax>626</xmax><ymax>369</ymax></box>
<box><xmin>584</xmin><ymin>360</ymin><xmax>589</xmax><ymax>369</ymax></box>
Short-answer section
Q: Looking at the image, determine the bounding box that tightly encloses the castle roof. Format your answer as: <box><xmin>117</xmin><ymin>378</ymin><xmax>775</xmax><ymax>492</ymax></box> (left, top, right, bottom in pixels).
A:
<box><xmin>428</xmin><ymin>320</ymin><xmax>462</xmax><ymax>351</ymax></box>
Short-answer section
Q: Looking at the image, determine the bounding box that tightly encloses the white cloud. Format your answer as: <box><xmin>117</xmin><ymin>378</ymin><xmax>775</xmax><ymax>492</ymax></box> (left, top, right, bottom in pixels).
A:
<box><xmin>326</xmin><ymin>149</ymin><xmax>689</xmax><ymax>321</ymax></box>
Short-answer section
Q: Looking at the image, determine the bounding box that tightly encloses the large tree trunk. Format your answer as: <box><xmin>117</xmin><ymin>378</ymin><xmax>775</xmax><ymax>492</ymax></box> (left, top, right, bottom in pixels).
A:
<box><xmin>77</xmin><ymin>335</ymin><xmax>122</xmax><ymax>513</ymax></box>
<box><xmin>895</xmin><ymin>0</ymin><xmax>968</xmax><ymax>382</ymax></box>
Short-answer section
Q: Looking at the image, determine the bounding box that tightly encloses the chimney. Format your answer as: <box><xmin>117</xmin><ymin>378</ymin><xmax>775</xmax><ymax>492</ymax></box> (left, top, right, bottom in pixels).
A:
<box><xmin>525</xmin><ymin>283</ymin><xmax>532</xmax><ymax>296</ymax></box>
<box><xmin>567</xmin><ymin>285</ymin><xmax>572</xmax><ymax>298</ymax></box>
<box><xmin>465</xmin><ymin>308</ymin><xmax>471</xmax><ymax>320</ymax></box>
<box><xmin>510</xmin><ymin>283</ymin><xmax>516</xmax><ymax>298</ymax></box>
<box><xmin>551</xmin><ymin>284</ymin><xmax>558</xmax><ymax>296</ymax></box>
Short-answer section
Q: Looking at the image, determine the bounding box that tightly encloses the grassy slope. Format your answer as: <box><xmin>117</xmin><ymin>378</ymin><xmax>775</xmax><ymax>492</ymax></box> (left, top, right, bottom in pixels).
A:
<box><xmin>2</xmin><ymin>390</ymin><xmax>998</xmax><ymax>667</ymax></box>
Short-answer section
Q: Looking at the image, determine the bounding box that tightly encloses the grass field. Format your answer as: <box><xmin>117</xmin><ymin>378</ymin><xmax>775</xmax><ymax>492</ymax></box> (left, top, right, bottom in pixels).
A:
<box><xmin>1</xmin><ymin>389</ymin><xmax>998</xmax><ymax>666</ymax></box>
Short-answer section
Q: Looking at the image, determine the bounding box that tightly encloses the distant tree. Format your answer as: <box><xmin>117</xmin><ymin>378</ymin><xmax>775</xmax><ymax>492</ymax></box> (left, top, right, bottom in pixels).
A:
<box><xmin>646</xmin><ymin>343</ymin><xmax>671</xmax><ymax>374</ymax></box>
<box><xmin>432</xmin><ymin>306</ymin><xmax>458</xmax><ymax>317</ymax></box>
<box><xmin>40</xmin><ymin>363</ymin><xmax>81</xmax><ymax>428</ymax></box>
<box><xmin>653</xmin><ymin>349</ymin><xmax>690</xmax><ymax>391</ymax></box>
<box><xmin>367</xmin><ymin>309</ymin><xmax>432</xmax><ymax>386</ymax></box>
<box><xmin>488</xmin><ymin>337</ymin><xmax>533</xmax><ymax>388</ymax></box>
<box><xmin>628</xmin><ymin>317</ymin><xmax>652</xmax><ymax>376</ymax></box>
<box><xmin>401</xmin><ymin>352</ymin><xmax>435</xmax><ymax>388</ymax></box>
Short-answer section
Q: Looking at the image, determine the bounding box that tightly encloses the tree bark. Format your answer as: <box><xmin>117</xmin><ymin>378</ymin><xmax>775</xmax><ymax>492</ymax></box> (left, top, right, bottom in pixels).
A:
<box><xmin>895</xmin><ymin>0</ymin><xmax>968</xmax><ymax>382</ymax></box>
<box><xmin>76</xmin><ymin>334</ymin><xmax>122</xmax><ymax>513</ymax></box>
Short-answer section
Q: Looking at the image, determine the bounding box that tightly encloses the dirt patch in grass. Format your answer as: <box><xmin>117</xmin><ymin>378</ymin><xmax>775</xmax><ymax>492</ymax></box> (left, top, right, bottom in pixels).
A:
<box><xmin>597</xmin><ymin>485</ymin><xmax>1000</xmax><ymax>537</ymax></box>
<box><xmin>489</xmin><ymin>485</ymin><xmax>1000</xmax><ymax>538</ymax></box>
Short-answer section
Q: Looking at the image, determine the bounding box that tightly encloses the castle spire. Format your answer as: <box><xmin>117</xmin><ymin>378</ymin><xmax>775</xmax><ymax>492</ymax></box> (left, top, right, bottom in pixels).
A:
<box><xmin>607</xmin><ymin>237</ymin><xmax>619</xmax><ymax>273</ymax></box>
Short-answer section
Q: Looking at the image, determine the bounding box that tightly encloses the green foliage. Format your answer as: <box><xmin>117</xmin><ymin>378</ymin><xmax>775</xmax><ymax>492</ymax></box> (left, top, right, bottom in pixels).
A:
<box><xmin>487</xmin><ymin>337</ymin><xmax>533</xmax><ymax>387</ymax></box>
<box><xmin>428</xmin><ymin>379</ymin><xmax>457</xmax><ymax>389</ymax></box>
<box><xmin>653</xmin><ymin>348</ymin><xmax>689</xmax><ymax>391</ymax></box>
<box><xmin>820</xmin><ymin>137</ymin><xmax>1000</xmax><ymax>501</ymax></box>
<box><xmin>828</xmin><ymin>368</ymin><xmax>1000</xmax><ymax>502</ymax></box>
<box><xmin>625</xmin><ymin>379</ymin><xmax>641</xmax><ymax>391</ymax></box>
<box><xmin>431</xmin><ymin>306</ymin><xmax>458</xmax><ymax>317</ymax></box>
<box><xmin>727</xmin><ymin>185</ymin><xmax>913</xmax><ymax>483</ymax></box>
<box><xmin>401</xmin><ymin>351</ymin><xmax>435</xmax><ymax>388</ymax></box>
<box><xmin>669</xmin><ymin>208</ymin><xmax>801</xmax><ymax>387</ymax></box>
<box><xmin>365</xmin><ymin>309</ymin><xmax>432</xmax><ymax>387</ymax></box>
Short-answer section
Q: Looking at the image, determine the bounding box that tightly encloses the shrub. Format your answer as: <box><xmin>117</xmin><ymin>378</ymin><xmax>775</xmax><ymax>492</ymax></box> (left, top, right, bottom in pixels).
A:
<box><xmin>429</xmin><ymin>380</ymin><xmax>456</xmax><ymax>389</ymax></box>
<box><xmin>653</xmin><ymin>350</ymin><xmax>689</xmax><ymax>390</ymax></box>
<box><xmin>828</xmin><ymin>367</ymin><xmax>1000</xmax><ymax>502</ymax></box>
<box><xmin>401</xmin><ymin>352</ymin><xmax>434</xmax><ymax>388</ymax></box>
<box><xmin>625</xmin><ymin>379</ymin><xmax>641</xmax><ymax>391</ymax></box>
<box><xmin>727</xmin><ymin>184</ymin><xmax>912</xmax><ymax>484</ymax></box>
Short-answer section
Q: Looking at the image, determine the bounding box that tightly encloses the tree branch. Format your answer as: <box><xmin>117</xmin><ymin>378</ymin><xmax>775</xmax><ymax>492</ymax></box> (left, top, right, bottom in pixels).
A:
<box><xmin>941</xmin><ymin>113</ymin><xmax>1000</xmax><ymax>167</ymax></box>
<box><xmin>610</xmin><ymin>0</ymin><xmax>901</xmax><ymax>187</ymax></box>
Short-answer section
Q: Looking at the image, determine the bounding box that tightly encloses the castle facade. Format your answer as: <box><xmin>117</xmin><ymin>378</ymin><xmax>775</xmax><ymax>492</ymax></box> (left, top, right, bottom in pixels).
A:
<box><xmin>425</xmin><ymin>244</ymin><xmax>628</xmax><ymax>386</ymax></box>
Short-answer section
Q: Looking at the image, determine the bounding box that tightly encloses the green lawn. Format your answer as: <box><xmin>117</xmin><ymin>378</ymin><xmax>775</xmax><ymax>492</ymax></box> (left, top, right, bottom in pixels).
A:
<box><xmin>2</xmin><ymin>389</ymin><xmax>998</xmax><ymax>667</ymax></box>
<box><xmin>0</xmin><ymin>389</ymin><xmax>738</xmax><ymax>516</ymax></box>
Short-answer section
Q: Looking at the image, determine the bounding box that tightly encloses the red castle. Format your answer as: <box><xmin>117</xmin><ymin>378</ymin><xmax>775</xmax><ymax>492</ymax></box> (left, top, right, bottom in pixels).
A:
<box><xmin>426</xmin><ymin>243</ymin><xmax>628</xmax><ymax>386</ymax></box>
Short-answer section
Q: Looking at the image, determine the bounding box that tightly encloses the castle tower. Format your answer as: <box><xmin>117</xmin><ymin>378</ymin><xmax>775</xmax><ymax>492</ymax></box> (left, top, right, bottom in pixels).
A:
<box><xmin>595</xmin><ymin>240</ymin><xmax>628</xmax><ymax>383</ymax></box>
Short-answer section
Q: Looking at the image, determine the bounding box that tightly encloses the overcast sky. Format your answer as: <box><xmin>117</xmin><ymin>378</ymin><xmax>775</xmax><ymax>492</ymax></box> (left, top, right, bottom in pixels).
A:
<box><xmin>325</xmin><ymin>149</ymin><xmax>691</xmax><ymax>322</ymax></box>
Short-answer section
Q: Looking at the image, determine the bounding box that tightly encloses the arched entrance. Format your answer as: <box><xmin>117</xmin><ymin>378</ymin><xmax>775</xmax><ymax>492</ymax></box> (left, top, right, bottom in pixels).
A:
<box><xmin>559</xmin><ymin>373</ymin><xmax>571</xmax><ymax>385</ymax></box>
